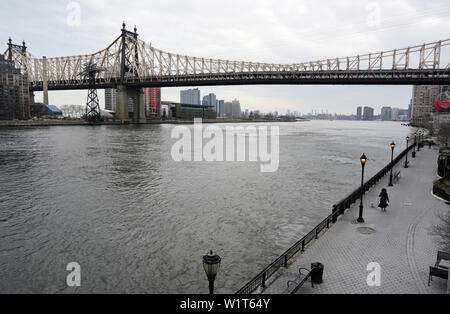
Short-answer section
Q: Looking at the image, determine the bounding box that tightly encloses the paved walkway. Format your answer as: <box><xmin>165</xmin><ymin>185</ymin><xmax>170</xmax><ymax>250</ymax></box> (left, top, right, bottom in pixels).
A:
<box><xmin>264</xmin><ymin>147</ymin><xmax>448</xmax><ymax>294</ymax></box>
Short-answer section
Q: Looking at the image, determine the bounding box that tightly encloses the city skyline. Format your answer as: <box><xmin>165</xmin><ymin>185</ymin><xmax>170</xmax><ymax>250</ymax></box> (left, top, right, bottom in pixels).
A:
<box><xmin>3</xmin><ymin>0</ymin><xmax>450</xmax><ymax>114</ymax></box>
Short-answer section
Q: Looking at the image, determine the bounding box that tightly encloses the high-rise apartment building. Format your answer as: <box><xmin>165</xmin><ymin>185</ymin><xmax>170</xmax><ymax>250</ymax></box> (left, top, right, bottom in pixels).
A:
<box><xmin>381</xmin><ymin>107</ymin><xmax>392</xmax><ymax>120</ymax></box>
<box><xmin>144</xmin><ymin>87</ymin><xmax>161</xmax><ymax>119</ymax></box>
<box><xmin>412</xmin><ymin>86</ymin><xmax>439</xmax><ymax>119</ymax></box>
<box><xmin>391</xmin><ymin>107</ymin><xmax>400</xmax><ymax>121</ymax></box>
<box><xmin>105</xmin><ymin>88</ymin><xmax>117</xmax><ymax>111</ymax></box>
<box><xmin>0</xmin><ymin>54</ymin><xmax>30</xmax><ymax>120</ymax></box>
<box><xmin>224</xmin><ymin>102</ymin><xmax>233</xmax><ymax>118</ymax></box>
<box><xmin>411</xmin><ymin>85</ymin><xmax>450</xmax><ymax>119</ymax></box>
<box><xmin>202</xmin><ymin>93</ymin><xmax>217</xmax><ymax>111</ymax></box>
<box><xmin>231</xmin><ymin>98</ymin><xmax>241</xmax><ymax>118</ymax></box>
<box><xmin>356</xmin><ymin>106</ymin><xmax>362</xmax><ymax>120</ymax></box>
<box><xmin>363</xmin><ymin>106</ymin><xmax>374</xmax><ymax>120</ymax></box>
<box><xmin>180</xmin><ymin>88</ymin><xmax>201</xmax><ymax>105</ymax></box>
<box><xmin>217</xmin><ymin>100</ymin><xmax>225</xmax><ymax>118</ymax></box>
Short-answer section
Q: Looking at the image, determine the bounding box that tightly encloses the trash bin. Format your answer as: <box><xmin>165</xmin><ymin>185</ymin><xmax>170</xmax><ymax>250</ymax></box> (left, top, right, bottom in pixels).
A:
<box><xmin>311</xmin><ymin>262</ymin><xmax>324</xmax><ymax>284</ymax></box>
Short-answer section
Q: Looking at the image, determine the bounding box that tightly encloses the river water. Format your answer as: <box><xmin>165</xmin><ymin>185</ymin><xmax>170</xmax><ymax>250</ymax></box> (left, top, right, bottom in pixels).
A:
<box><xmin>0</xmin><ymin>120</ymin><xmax>414</xmax><ymax>293</ymax></box>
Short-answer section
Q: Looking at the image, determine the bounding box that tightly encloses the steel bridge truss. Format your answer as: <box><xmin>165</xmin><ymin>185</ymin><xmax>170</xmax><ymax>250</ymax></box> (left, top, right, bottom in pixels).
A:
<box><xmin>5</xmin><ymin>24</ymin><xmax>450</xmax><ymax>90</ymax></box>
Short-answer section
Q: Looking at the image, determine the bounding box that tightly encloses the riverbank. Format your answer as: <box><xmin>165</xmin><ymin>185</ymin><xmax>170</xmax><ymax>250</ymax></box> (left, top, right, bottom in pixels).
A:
<box><xmin>0</xmin><ymin>118</ymin><xmax>305</xmax><ymax>127</ymax></box>
<box><xmin>262</xmin><ymin>147</ymin><xmax>448</xmax><ymax>294</ymax></box>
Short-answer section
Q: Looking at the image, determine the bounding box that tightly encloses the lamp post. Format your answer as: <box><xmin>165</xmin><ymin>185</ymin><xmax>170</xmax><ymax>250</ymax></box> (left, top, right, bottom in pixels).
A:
<box><xmin>417</xmin><ymin>130</ymin><xmax>421</xmax><ymax>152</ymax></box>
<box><xmin>389</xmin><ymin>142</ymin><xmax>395</xmax><ymax>187</ymax></box>
<box><xmin>357</xmin><ymin>153</ymin><xmax>367</xmax><ymax>223</ymax></box>
<box><xmin>404</xmin><ymin>136</ymin><xmax>410</xmax><ymax>168</ymax></box>
<box><xmin>412</xmin><ymin>132</ymin><xmax>417</xmax><ymax>158</ymax></box>
<box><xmin>203</xmin><ymin>251</ymin><xmax>221</xmax><ymax>295</ymax></box>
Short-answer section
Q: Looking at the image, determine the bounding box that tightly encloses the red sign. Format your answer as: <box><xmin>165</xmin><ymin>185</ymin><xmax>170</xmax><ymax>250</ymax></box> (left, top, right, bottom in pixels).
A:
<box><xmin>432</xmin><ymin>99</ymin><xmax>450</xmax><ymax>115</ymax></box>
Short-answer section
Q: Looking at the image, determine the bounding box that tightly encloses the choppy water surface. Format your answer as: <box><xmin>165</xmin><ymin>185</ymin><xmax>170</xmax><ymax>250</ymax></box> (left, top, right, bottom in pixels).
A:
<box><xmin>0</xmin><ymin>121</ymin><xmax>413</xmax><ymax>293</ymax></box>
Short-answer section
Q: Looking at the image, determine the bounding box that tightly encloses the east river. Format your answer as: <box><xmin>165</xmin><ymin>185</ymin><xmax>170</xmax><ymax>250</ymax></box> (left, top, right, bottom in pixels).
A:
<box><xmin>0</xmin><ymin>120</ymin><xmax>414</xmax><ymax>293</ymax></box>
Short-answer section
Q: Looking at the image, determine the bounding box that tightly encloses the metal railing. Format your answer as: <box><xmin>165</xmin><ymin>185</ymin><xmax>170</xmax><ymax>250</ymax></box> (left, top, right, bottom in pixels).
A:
<box><xmin>235</xmin><ymin>144</ymin><xmax>416</xmax><ymax>294</ymax></box>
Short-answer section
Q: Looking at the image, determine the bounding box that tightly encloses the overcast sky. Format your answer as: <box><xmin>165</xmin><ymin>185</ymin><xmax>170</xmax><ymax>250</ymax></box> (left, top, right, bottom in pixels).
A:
<box><xmin>1</xmin><ymin>0</ymin><xmax>450</xmax><ymax>114</ymax></box>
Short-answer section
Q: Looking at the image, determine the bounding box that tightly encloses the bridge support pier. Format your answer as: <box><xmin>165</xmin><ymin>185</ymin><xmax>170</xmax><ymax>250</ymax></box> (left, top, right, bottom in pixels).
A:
<box><xmin>42</xmin><ymin>56</ymin><xmax>49</xmax><ymax>106</ymax></box>
<box><xmin>133</xmin><ymin>88</ymin><xmax>146</xmax><ymax>124</ymax></box>
<box><xmin>116</xmin><ymin>85</ymin><xmax>129</xmax><ymax>123</ymax></box>
<box><xmin>115</xmin><ymin>85</ymin><xmax>146</xmax><ymax>123</ymax></box>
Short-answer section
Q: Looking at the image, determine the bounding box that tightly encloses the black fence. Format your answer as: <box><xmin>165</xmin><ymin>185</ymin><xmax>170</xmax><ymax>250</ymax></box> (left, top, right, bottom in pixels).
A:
<box><xmin>235</xmin><ymin>143</ymin><xmax>416</xmax><ymax>294</ymax></box>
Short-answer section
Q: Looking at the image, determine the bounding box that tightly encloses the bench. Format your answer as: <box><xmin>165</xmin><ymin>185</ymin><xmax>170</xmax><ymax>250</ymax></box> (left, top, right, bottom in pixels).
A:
<box><xmin>428</xmin><ymin>251</ymin><xmax>450</xmax><ymax>286</ymax></box>
<box><xmin>393</xmin><ymin>170</ymin><xmax>401</xmax><ymax>183</ymax></box>
<box><xmin>283</xmin><ymin>268</ymin><xmax>313</xmax><ymax>294</ymax></box>
<box><xmin>436</xmin><ymin>251</ymin><xmax>450</xmax><ymax>265</ymax></box>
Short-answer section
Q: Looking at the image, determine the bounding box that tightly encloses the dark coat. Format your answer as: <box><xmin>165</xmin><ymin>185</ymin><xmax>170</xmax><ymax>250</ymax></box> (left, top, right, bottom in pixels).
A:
<box><xmin>378</xmin><ymin>191</ymin><xmax>390</xmax><ymax>208</ymax></box>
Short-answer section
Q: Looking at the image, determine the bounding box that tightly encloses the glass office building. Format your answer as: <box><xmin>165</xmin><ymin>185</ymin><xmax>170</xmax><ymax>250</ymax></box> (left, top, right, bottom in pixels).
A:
<box><xmin>0</xmin><ymin>54</ymin><xmax>30</xmax><ymax>120</ymax></box>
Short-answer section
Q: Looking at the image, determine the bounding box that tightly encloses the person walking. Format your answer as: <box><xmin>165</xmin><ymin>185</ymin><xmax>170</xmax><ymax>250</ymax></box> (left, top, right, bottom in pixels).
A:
<box><xmin>378</xmin><ymin>188</ymin><xmax>390</xmax><ymax>212</ymax></box>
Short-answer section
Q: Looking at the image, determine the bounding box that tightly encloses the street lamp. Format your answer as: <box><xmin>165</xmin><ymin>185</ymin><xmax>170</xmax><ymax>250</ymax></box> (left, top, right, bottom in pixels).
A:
<box><xmin>417</xmin><ymin>130</ymin><xmax>421</xmax><ymax>151</ymax></box>
<box><xmin>357</xmin><ymin>153</ymin><xmax>367</xmax><ymax>223</ymax></box>
<box><xmin>412</xmin><ymin>132</ymin><xmax>417</xmax><ymax>158</ymax></box>
<box><xmin>203</xmin><ymin>251</ymin><xmax>221</xmax><ymax>295</ymax></box>
<box><xmin>389</xmin><ymin>142</ymin><xmax>396</xmax><ymax>187</ymax></box>
<box><xmin>421</xmin><ymin>129</ymin><xmax>426</xmax><ymax>149</ymax></box>
<box><xmin>404</xmin><ymin>136</ymin><xmax>410</xmax><ymax>168</ymax></box>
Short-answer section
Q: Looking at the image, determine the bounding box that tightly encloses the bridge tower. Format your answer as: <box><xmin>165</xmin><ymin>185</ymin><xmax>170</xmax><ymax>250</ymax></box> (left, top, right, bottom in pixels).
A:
<box><xmin>115</xmin><ymin>22</ymin><xmax>146</xmax><ymax>123</ymax></box>
<box><xmin>78</xmin><ymin>62</ymin><xmax>105</xmax><ymax>123</ymax></box>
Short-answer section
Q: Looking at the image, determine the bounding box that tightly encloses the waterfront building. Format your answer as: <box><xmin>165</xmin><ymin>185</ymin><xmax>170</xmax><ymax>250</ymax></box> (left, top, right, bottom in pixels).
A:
<box><xmin>105</xmin><ymin>88</ymin><xmax>117</xmax><ymax>111</ymax></box>
<box><xmin>180</xmin><ymin>88</ymin><xmax>201</xmax><ymax>105</ymax></box>
<box><xmin>175</xmin><ymin>103</ymin><xmax>216</xmax><ymax>120</ymax></box>
<box><xmin>217</xmin><ymin>100</ymin><xmax>225</xmax><ymax>118</ymax></box>
<box><xmin>397</xmin><ymin>110</ymin><xmax>410</xmax><ymax>121</ymax></box>
<box><xmin>30</xmin><ymin>103</ymin><xmax>62</xmax><ymax>118</ymax></box>
<box><xmin>160</xmin><ymin>101</ymin><xmax>216</xmax><ymax>120</ymax></box>
<box><xmin>161</xmin><ymin>103</ymin><xmax>170</xmax><ymax>119</ymax></box>
<box><xmin>231</xmin><ymin>98</ymin><xmax>241</xmax><ymax>118</ymax></box>
<box><xmin>391</xmin><ymin>107</ymin><xmax>399</xmax><ymax>121</ymax></box>
<box><xmin>224</xmin><ymin>102</ymin><xmax>233</xmax><ymax>118</ymax></box>
<box><xmin>408</xmin><ymin>100</ymin><xmax>412</xmax><ymax>119</ymax></box>
<box><xmin>381</xmin><ymin>107</ymin><xmax>392</xmax><ymax>120</ymax></box>
<box><xmin>0</xmin><ymin>54</ymin><xmax>30</xmax><ymax>120</ymax></box>
<box><xmin>363</xmin><ymin>106</ymin><xmax>374</xmax><ymax>120</ymax></box>
<box><xmin>412</xmin><ymin>86</ymin><xmax>439</xmax><ymax>119</ymax></box>
<box><xmin>356</xmin><ymin>106</ymin><xmax>362</xmax><ymax>120</ymax></box>
<box><xmin>144</xmin><ymin>87</ymin><xmax>161</xmax><ymax>119</ymax></box>
<box><xmin>411</xmin><ymin>85</ymin><xmax>450</xmax><ymax>120</ymax></box>
<box><xmin>202</xmin><ymin>93</ymin><xmax>217</xmax><ymax>112</ymax></box>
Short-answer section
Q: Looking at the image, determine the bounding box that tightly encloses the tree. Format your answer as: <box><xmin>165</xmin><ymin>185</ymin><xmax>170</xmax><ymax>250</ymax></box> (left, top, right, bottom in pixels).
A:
<box><xmin>431</xmin><ymin>211</ymin><xmax>450</xmax><ymax>294</ymax></box>
<box><xmin>432</xmin><ymin>212</ymin><xmax>450</xmax><ymax>253</ymax></box>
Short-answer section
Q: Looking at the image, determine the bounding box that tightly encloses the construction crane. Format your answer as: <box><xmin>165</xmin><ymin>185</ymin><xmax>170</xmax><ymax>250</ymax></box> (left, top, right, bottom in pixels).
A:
<box><xmin>78</xmin><ymin>62</ymin><xmax>105</xmax><ymax>123</ymax></box>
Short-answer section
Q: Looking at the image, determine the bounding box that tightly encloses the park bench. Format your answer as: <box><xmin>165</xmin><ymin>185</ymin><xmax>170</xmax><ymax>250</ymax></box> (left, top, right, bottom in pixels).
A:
<box><xmin>393</xmin><ymin>170</ymin><xmax>401</xmax><ymax>183</ymax></box>
<box><xmin>428</xmin><ymin>251</ymin><xmax>450</xmax><ymax>286</ymax></box>
<box><xmin>283</xmin><ymin>268</ymin><xmax>313</xmax><ymax>294</ymax></box>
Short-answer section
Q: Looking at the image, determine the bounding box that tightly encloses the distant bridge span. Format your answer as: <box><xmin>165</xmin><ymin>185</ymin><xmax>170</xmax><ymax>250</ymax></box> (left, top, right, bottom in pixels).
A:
<box><xmin>5</xmin><ymin>23</ymin><xmax>450</xmax><ymax>121</ymax></box>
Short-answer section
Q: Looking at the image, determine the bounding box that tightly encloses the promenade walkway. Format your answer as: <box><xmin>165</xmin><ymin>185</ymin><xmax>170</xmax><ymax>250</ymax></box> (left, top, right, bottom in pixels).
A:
<box><xmin>264</xmin><ymin>147</ymin><xmax>448</xmax><ymax>294</ymax></box>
